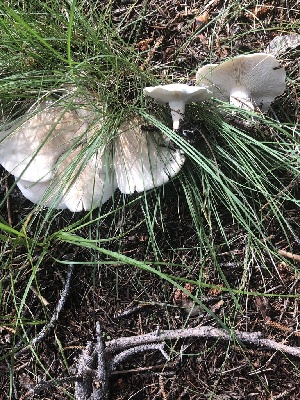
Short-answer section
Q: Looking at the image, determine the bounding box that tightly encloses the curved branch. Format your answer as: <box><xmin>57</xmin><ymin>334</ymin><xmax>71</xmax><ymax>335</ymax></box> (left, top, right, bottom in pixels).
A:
<box><xmin>106</xmin><ymin>325</ymin><xmax>300</xmax><ymax>358</ymax></box>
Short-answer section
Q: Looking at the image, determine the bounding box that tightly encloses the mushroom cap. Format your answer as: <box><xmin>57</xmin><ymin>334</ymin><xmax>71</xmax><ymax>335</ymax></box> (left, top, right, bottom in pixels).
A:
<box><xmin>196</xmin><ymin>53</ymin><xmax>286</xmax><ymax>110</ymax></box>
<box><xmin>16</xmin><ymin>145</ymin><xmax>117</xmax><ymax>212</ymax></box>
<box><xmin>114</xmin><ymin>117</ymin><xmax>185</xmax><ymax>194</ymax></box>
<box><xmin>0</xmin><ymin>100</ymin><xmax>94</xmax><ymax>182</ymax></box>
<box><xmin>143</xmin><ymin>83</ymin><xmax>211</xmax><ymax>105</ymax></box>
<box><xmin>56</xmin><ymin>146</ymin><xmax>117</xmax><ymax>212</ymax></box>
<box><xmin>16</xmin><ymin>179</ymin><xmax>68</xmax><ymax>208</ymax></box>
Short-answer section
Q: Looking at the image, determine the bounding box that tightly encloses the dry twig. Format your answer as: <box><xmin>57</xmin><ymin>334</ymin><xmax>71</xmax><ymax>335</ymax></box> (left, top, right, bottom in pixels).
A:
<box><xmin>106</xmin><ymin>325</ymin><xmax>300</xmax><ymax>357</ymax></box>
<box><xmin>15</xmin><ymin>263</ymin><xmax>75</xmax><ymax>356</ymax></box>
<box><xmin>68</xmin><ymin>322</ymin><xmax>300</xmax><ymax>399</ymax></box>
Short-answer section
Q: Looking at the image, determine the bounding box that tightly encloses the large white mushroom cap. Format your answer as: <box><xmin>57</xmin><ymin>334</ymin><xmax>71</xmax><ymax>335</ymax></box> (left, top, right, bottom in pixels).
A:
<box><xmin>1</xmin><ymin>97</ymin><xmax>186</xmax><ymax>210</ymax></box>
<box><xmin>16</xmin><ymin>179</ymin><xmax>61</xmax><ymax>207</ymax></box>
<box><xmin>196</xmin><ymin>53</ymin><xmax>286</xmax><ymax>111</ymax></box>
<box><xmin>0</xmin><ymin>99</ymin><xmax>93</xmax><ymax>182</ymax></box>
<box><xmin>16</xmin><ymin>144</ymin><xmax>117</xmax><ymax>212</ymax></box>
<box><xmin>0</xmin><ymin>96</ymin><xmax>118</xmax><ymax>211</ymax></box>
<box><xmin>114</xmin><ymin>117</ymin><xmax>185</xmax><ymax>194</ymax></box>
<box><xmin>143</xmin><ymin>83</ymin><xmax>211</xmax><ymax>130</ymax></box>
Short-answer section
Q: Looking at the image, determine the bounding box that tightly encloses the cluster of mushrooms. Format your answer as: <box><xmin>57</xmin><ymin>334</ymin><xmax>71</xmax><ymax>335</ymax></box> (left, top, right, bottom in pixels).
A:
<box><xmin>0</xmin><ymin>53</ymin><xmax>286</xmax><ymax>212</ymax></box>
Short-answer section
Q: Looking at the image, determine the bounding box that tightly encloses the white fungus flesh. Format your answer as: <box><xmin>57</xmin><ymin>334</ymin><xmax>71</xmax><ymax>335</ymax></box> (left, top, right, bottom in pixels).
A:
<box><xmin>114</xmin><ymin>117</ymin><xmax>185</xmax><ymax>194</ymax></box>
<box><xmin>56</xmin><ymin>146</ymin><xmax>116</xmax><ymax>212</ymax></box>
<box><xmin>196</xmin><ymin>53</ymin><xmax>286</xmax><ymax>111</ymax></box>
<box><xmin>16</xmin><ymin>179</ymin><xmax>67</xmax><ymax>208</ymax></box>
<box><xmin>16</xmin><ymin>145</ymin><xmax>117</xmax><ymax>212</ymax></box>
<box><xmin>143</xmin><ymin>84</ymin><xmax>211</xmax><ymax>130</ymax></box>
<box><xmin>0</xmin><ymin>100</ymin><xmax>93</xmax><ymax>182</ymax></box>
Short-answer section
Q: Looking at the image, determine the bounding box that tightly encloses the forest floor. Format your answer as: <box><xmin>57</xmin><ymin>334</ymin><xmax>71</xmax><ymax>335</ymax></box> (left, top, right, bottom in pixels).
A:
<box><xmin>1</xmin><ymin>1</ymin><xmax>300</xmax><ymax>399</ymax></box>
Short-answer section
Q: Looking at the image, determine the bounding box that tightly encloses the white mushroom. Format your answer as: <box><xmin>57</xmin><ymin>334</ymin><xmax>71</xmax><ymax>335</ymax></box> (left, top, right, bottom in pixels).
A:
<box><xmin>196</xmin><ymin>53</ymin><xmax>286</xmax><ymax>111</ymax></box>
<box><xmin>1</xmin><ymin>97</ymin><xmax>186</xmax><ymax>210</ymax></box>
<box><xmin>114</xmin><ymin>117</ymin><xmax>185</xmax><ymax>194</ymax></box>
<box><xmin>55</xmin><ymin>146</ymin><xmax>116</xmax><ymax>212</ymax></box>
<box><xmin>16</xmin><ymin>145</ymin><xmax>117</xmax><ymax>212</ymax></box>
<box><xmin>143</xmin><ymin>83</ymin><xmax>211</xmax><ymax>130</ymax></box>
<box><xmin>0</xmin><ymin>96</ymin><xmax>118</xmax><ymax>211</ymax></box>
<box><xmin>0</xmin><ymin>99</ymin><xmax>93</xmax><ymax>182</ymax></box>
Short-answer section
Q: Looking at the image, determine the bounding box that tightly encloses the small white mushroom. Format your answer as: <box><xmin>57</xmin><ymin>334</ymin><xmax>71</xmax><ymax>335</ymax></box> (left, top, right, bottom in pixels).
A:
<box><xmin>114</xmin><ymin>117</ymin><xmax>185</xmax><ymax>194</ymax></box>
<box><xmin>16</xmin><ymin>145</ymin><xmax>117</xmax><ymax>212</ymax></box>
<box><xmin>196</xmin><ymin>53</ymin><xmax>286</xmax><ymax>111</ymax></box>
<box><xmin>0</xmin><ymin>99</ymin><xmax>93</xmax><ymax>182</ymax></box>
<box><xmin>143</xmin><ymin>83</ymin><xmax>211</xmax><ymax>130</ymax></box>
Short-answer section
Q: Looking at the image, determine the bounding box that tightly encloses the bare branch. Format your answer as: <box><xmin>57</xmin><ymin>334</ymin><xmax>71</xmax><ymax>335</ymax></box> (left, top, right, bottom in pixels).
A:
<box><xmin>106</xmin><ymin>325</ymin><xmax>300</xmax><ymax>358</ymax></box>
<box><xmin>31</xmin><ymin>322</ymin><xmax>300</xmax><ymax>400</ymax></box>
<box><xmin>92</xmin><ymin>321</ymin><xmax>109</xmax><ymax>400</ymax></box>
<box><xmin>74</xmin><ymin>341</ymin><xmax>96</xmax><ymax>400</ymax></box>
<box><xmin>15</xmin><ymin>263</ymin><xmax>75</xmax><ymax>357</ymax></box>
<box><xmin>111</xmin><ymin>343</ymin><xmax>169</xmax><ymax>371</ymax></box>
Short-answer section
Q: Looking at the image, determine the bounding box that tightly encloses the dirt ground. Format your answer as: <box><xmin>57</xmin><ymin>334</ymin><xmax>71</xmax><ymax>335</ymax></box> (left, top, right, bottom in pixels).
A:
<box><xmin>1</xmin><ymin>1</ymin><xmax>300</xmax><ymax>399</ymax></box>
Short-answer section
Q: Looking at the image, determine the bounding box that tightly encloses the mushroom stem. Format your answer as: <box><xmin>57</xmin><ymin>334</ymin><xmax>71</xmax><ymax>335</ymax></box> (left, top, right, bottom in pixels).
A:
<box><xmin>169</xmin><ymin>100</ymin><xmax>186</xmax><ymax>130</ymax></box>
<box><xmin>230</xmin><ymin>88</ymin><xmax>254</xmax><ymax>110</ymax></box>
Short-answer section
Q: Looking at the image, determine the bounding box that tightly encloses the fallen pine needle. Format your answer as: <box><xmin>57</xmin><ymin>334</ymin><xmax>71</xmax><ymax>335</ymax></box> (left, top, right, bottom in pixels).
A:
<box><xmin>278</xmin><ymin>249</ymin><xmax>300</xmax><ymax>262</ymax></box>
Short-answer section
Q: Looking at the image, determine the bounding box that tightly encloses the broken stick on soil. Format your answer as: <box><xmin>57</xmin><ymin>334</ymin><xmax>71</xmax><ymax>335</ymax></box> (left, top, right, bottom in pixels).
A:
<box><xmin>70</xmin><ymin>322</ymin><xmax>300</xmax><ymax>399</ymax></box>
<box><xmin>15</xmin><ymin>262</ymin><xmax>75</xmax><ymax>357</ymax></box>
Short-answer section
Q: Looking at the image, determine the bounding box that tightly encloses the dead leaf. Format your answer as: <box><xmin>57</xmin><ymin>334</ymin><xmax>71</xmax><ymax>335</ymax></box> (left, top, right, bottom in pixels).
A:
<box><xmin>195</xmin><ymin>11</ymin><xmax>209</xmax><ymax>26</ymax></box>
<box><xmin>254</xmin><ymin>296</ymin><xmax>269</xmax><ymax>320</ymax></box>
<box><xmin>173</xmin><ymin>283</ymin><xmax>195</xmax><ymax>304</ymax></box>
<box><xmin>195</xmin><ymin>33</ymin><xmax>209</xmax><ymax>45</ymax></box>
<box><xmin>248</xmin><ymin>5</ymin><xmax>274</xmax><ymax>19</ymax></box>
<box><xmin>265</xmin><ymin>34</ymin><xmax>300</xmax><ymax>56</ymax></box>
<box><xmin>135</xmin><ymin>38</ymin><xmax>153</xmax><ymax>51</ymax></box>
<box><xmin>207</xmin><ymin>285</ymin><xmax>224</xmax><ymax>296</ymax></box>
<box><xmin>211</xmin><ymin>299</ymin><xmax>224</xmax><ymax>313</ymax></box>
<box><xmin>18</xmin><ymin>373</ymin><xmax>34</xmax><ymax>390</ymax></box>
